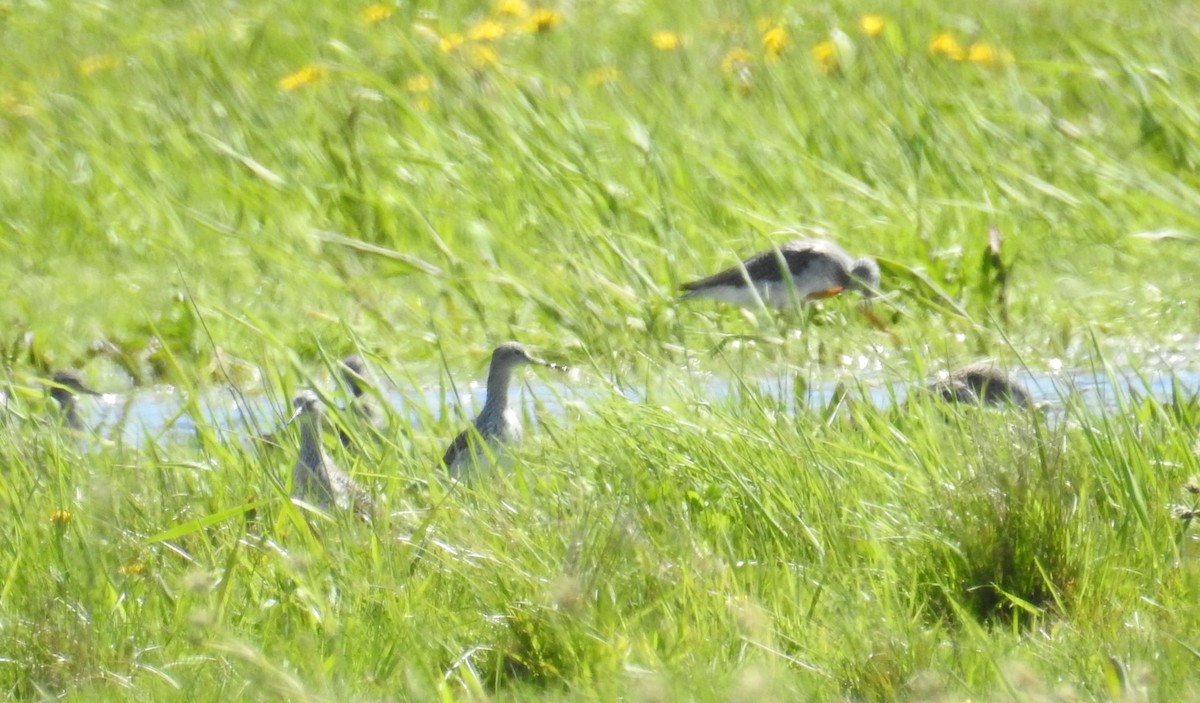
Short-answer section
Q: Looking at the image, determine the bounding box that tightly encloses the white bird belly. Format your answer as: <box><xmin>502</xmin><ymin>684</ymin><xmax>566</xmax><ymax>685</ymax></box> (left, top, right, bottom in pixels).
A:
<box><xmin>690</xmin><ymin>278</ymin><xmax>835</xmax><ymax>309</ymax></box>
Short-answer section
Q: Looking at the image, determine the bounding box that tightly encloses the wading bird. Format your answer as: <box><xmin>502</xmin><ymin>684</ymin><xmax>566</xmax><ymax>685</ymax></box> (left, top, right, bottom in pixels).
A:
<box><xmin>337</xmin><ymin>354</ymin><xmax>387</xmax><ymax>447</ymax></box>
<box><xmin>680</xmin><ymin>238</ymin><xmax>880</xmax><ymax>309</ymax></box>
<box><xmin>289</xmin><ymin>390</ymin><xmax>374</xmax><ymax>517</ymax></box>
<box><xmin>929</xmin><ymin>362</ymin><xmax>1033</xmax><ymax>408</ymax></box>
<box><xmin>48</xmin><ymin>370</ymin><xmax>101</xmax><ymax>431</ymax></box>
<box><xmin>442</xmin><ymin>342</ymin><xmax>565</xmax><ymax>480</ymax></box>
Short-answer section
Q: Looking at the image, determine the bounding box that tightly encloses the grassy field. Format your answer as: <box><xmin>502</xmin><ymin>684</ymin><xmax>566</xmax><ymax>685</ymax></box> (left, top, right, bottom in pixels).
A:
<box><xmin>3</xmin><ymin>0</ymin><xmax>1200</xmax><ymax>699</ymax></box>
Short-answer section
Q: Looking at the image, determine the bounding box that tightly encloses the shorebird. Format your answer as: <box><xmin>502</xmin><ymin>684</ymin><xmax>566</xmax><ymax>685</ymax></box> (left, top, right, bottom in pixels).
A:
<box><xmin>442</xmin><ymin>342</ymin><xmax>564</xmax><ymax>479</ymax></box>
<box><xmin>929</xmin><ymin>362</ymin><xmax>1032</xmax><ymax>408</ymax></box>
<box><xmin>288</xmin><ymin>390</ymin><xmax>374</xmax><ymax>517</ymax></box>
<box><xmin>337</xmin><ymin>354</ymin><xmax>386</xmax><ymax>447</ymax></box>
<box><xmin>680</xmin><ymin>238</ymin><xmax>880</xmax><ymax>309</ymax></box>
<box><xmin>47</xmin><ymin>370</ymin><xmax>101</xmax><ymax>431</ymax></box>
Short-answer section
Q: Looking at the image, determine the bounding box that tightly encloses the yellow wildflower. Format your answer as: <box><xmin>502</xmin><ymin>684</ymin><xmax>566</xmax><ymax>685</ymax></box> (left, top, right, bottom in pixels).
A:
<box><xmin>585</xmin><ymin>66</ymin><xmax>619</xmax><ymax>86</ymax></box>
<box><xmin>278</xmin><ymin>64</ymin><xmax>328</xmax><ymax>91</ymax></box>
<box><xmin>468</xmin><ymin>44</ymin><xmax>499</xmax><ymax>67</ymax></box>
<box><xmin>119</xmin><ymin>563</ymin><xmax>146</xmax><ymax>576</ymax></box>
<box><xmin>360</xmin><ymin>4</ymin><xmax>392</xmax><ymax>25</ymax></box>
<box><xmin>811</xmin><ymin>41</ymin><xmax>838</xmax><ymax>73</ymax></box>
<box><xmin>79</xmin><ymin>54</ymin><xmax>119</xmax><ymax>76</ymax></box>
<box><xmin>651</xmin><ymin>31</ymin><xmax>681</xmax><ymax>51</ymax></box>
<box><xmin>406</xmin><ymin>74</ymin><xmax>432</xmax><ymax>92</ymax></box>
<box><xmin>494</xmin><ymin>0</ymin><xmax>529</xmax><ymax>16</ymax></box>
<box><xmin>968</xmin><ymin>42</ymin><xmax>1013</xmax><ymax>67</ymax></box>
<box><xmin>525</xmin><ymin>8</ymin><xmax>564</xmax><ymax>33</ymax></box>
<box><xmin>50</xmin><ymin>510</ymin><xmax>73</xmax><ymax>525</ymax></box>
<box><xmin>762</xmin><ymin>26</ymin><xmax>789</xmax><ymax>62</ymax></box>
<box><xmin>928</xmin><ymin>32</ymin><xmax>965</xmax><ymax>60</ymax></box>
<box><xmin>438</xmin><ymin>32</ymin><xmax>465</xmax><ymax>53</ymax></box>
<box><xmin>468</xmin><ymin>18</ymin><xmax>506</xmax><ymax>41</ymax></box>
<box><xmin>859</xmin><ymin>14</ymin><xmax>885</xmax><ymax>37</ymax></box>
<box><xmin>720</xmin><ymin>48</ymin><xmax>752</xmax><ymax>76</ymax></box>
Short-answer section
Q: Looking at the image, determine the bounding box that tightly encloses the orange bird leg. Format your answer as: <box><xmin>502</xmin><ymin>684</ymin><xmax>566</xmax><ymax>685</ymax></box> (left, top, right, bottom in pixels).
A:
<box><xmin>806</xmin><ymin>286</ymin><xmax>845</xmax><ymax>300</ymax></box>
<box><xmin>859</xmin><ymin>306</ymin><xmax>904</xmax><ymax>346</ymax></box>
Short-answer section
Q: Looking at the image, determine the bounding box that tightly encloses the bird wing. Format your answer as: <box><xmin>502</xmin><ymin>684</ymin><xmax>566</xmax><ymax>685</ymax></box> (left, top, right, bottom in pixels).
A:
<box><xmin>441</xmin><ymin>428</ymin><xmax>473</xmax><ymax>470</ymax></box>
<box><xmin>681</xmin><ymin>245</ymin><xmax>831</xmax><ymax>291</ymax></box>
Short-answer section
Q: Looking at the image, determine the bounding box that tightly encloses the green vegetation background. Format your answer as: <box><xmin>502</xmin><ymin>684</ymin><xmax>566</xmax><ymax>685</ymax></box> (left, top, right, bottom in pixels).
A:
<box><xmin>2</xmin><ymin>0</ymin><xmax>1200</xmax><ymax>700</ymax></box>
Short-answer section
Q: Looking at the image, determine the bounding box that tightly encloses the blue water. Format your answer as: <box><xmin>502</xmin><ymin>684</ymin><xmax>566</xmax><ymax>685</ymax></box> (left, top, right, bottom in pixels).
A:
<box><xmin>17</xmin><ymin>365</ymin><xmax>1200</xmax><ymax>447</ymax></box>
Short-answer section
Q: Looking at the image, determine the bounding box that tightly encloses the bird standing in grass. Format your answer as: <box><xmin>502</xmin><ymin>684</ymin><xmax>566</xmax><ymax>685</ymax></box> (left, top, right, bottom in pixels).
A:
<box><xmin>289</xmin><ymin>390</ymin><xmax>374</xmax><ymax>517</ymax></box>
<box><xmin>48</xmin><ymin>370</ymin><xmax>101</xmax><ymax>431</ymax></box>
<box><xmin>337</xmin><ymin>354</ymin><xmax>386</xmax><ymax>447</ymax></box>
<box><xmin>929</xmin><ymin>362</ymin><xmax>1033</xmax><ymax>408</ymax></box>
<box><xmin>442</xmin><ymin>342</ymin><xmax>565</xmax><ymax>479</ymax></box>
<box><xmin>680</xmin><ymin>238</ymin><xmax>880</xmax><ymax>309</ymax></box>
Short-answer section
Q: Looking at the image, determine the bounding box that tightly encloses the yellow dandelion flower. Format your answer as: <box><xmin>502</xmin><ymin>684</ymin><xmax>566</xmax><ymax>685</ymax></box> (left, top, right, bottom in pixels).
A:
<box><xmin>720</xmin><ymin>47</ymin><xmax>752</xmax><ymax>75</ymax></box>
<box><xmin>494</xmin><ymin>0</ymin><xmax>529</xmax><ymax>17</ymax></box>
<box><xmin>762</xmin><ymin>26</ymin><xmax>789</xmax><ymax>62</ymax></box>
<box><xmin>968</xmin><ymin>42</ymin><xmax>995</xmax><ymax>66</ymax></box>
<box><xmin>468</xmin><ymin>19</ymin><xmax>506</xmax><ymax>41</ymax></box>
<box><xmin>585</xmin><ymin>65</ymin><xmax>619</xmax><ymax>86</ymax></box>
<box><xmin>278</xmin><ymin>64</ymin><xmax>328</xmax><ymax>91</ymax></box>
<box><xmin>50</xmin><ymin>509</ymin><xmax>73</xmax><ymax>525</ymax></box>
<box><xmin>968</xmin><ymin>42</ymin><xmax>1013</xmax><ymax>67</ymax></box>
<box><xmin>119</xmin><ymin>563</ymin><xmax>146</xmax><ymax>576</ymax></box>
<box><xmin>859</xmin><ymin>14</ymin><xmax>885</xmax><ymax>37</ymax></box>
<box><xmin>468</xmin><ymin>44</ymin><xmax>499</xmax><ymax>67</ymax></box>
<box><xmin>651</xmin><ymin>31</ymin><xmax>681</xmax><ymax>51</ymax></box>
<box><xmin>525</xmin><ymin>8</ymin><xmax>564</xmax><ymax>33</ymax></box>
<box><xmin>406</xmin><ymin>73</ymin><xmax>432</xmax><ymax>92</ymax></box>
<box><xmin>360</xmin><ymin>4</ymin><xmax>392</xmax><ymax>25</ymax></box>
<box><xmin>78</xmin><ymin>54</ymin><xmax>119</xmax><ymax>76</ymax></box>
<box><xmin>928</xmin><ymin>32</ymin><xmax>965</xmax><ymax>60</ymax></box>
<box><xmin>438</xmin><ymin>32</ymin><xmax>465</xmax><ymax>53</ymax></box>
<box><xmin>811</xmin><ymin>41</ymin><xmax>838</xmax><ymax>73</ymax></box>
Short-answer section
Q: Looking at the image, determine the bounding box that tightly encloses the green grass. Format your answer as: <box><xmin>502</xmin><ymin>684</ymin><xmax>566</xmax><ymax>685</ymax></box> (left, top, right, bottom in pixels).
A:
<box><xmin>3</xmin><ymin>0</ymin><xmax>1200</xmax><ymax>699</ymax></box>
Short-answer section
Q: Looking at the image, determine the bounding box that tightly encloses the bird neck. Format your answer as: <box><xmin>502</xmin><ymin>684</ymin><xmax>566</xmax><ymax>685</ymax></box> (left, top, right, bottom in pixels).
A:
<box><xmin>54</xmin><ymin>395</ymin><xmax>80</xmax><ymax>429</ymax></box>
<box><xmin>63</xmin><ymin>401</ymin><xmax>81</xmax><ymax>430</ymax></box>
<box><xmin>298</xmin><ymin>416</ymin><xmax>326</xmax><ymax>466</ymax></box>
<box><xmin>482</xmin><ymin>363</ymin><xmax>515</xmax><ymax>415</ymax></box>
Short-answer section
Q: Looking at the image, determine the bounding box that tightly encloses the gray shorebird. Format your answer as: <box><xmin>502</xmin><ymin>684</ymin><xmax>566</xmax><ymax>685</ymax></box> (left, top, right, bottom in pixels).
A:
<box><xmin>288</xmin><ymin>390</ymin><xmax>374</xmax><ymax>517</ymax></box>
<box><xmin>442</xmin><ymin>342</ymin><xmax>564</xmax><ymax>479</ymax></box>
<box><xmin>929</xmin><ymin>362</ymin><xmax>1032</xmax><ymax>408</ymax></box>
<box><xmin>47</xmin><ymin>370</ymin><xmax>101</xmax><ymax>430</ymax></box>
<box><xmin>680</xmin><ymin>238</ymin><xmax>880</xmax><ymax>309</ymax></box>
<box><xmin>337</xmin><ymin>354</ymin><xmax>386</xmax><ymax>447</ymax></box>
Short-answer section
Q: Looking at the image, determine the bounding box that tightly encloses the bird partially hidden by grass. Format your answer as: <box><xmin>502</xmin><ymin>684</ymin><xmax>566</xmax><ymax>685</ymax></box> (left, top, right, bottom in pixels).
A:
<box><xmin>289</xmin><ymin>389</ymin><xmax>374</xmax><ymax>518</ymax></box>
<box><xmin>442</xmin><ymin>342</ymin><xmax>566</xmax><ymax>481</ymax></box>
<box><xmin>336</xmin><ymin>354</ymin><xmax>387</xmax><ymax>447</ymax></box>
<box><xmin>47</xmin><ymin>370</ymin><xmax>101</xmax><ymax>431</ymax></box>
<box><xmin>928</xmin><ymin>362</ymin><xmax>1033</xmax><ymax>408</ymax></box>
<box><xmin>680</xmin><ymin>238</ymin><xmax>880</xmax><ymax>309</ymax></box>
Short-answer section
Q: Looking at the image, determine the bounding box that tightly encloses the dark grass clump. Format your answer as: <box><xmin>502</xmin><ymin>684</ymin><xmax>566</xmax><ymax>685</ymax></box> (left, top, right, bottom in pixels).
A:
<box><xmin>911</xmin><ymin>415</ymin><xmax>1083</xmax><ymax>627</ymax></box>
